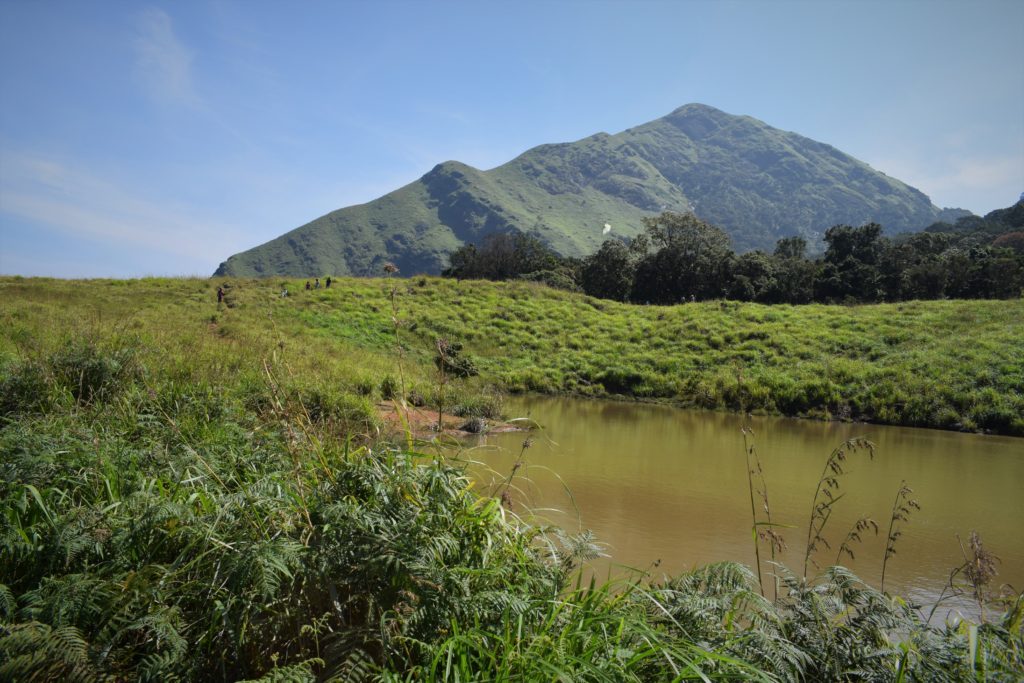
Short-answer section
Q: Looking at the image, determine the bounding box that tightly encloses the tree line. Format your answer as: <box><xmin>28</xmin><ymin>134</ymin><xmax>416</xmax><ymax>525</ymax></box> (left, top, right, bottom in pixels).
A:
<box><xmin>442</xmin><ymin>204</ymin><xmax>1024</xmax><ymax>304</ymax></box>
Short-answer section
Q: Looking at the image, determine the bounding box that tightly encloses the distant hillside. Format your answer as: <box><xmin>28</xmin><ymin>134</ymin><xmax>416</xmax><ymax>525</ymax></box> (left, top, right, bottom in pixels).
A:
<box><xmin>216</xmin><ymin>104</ymin><xmax>969</xmax><ymax>277</ymax></box>
<box><xmin>924</xmin><ymin>199</ymin><xmax>1024</xmax><ymax>243</ymax></box>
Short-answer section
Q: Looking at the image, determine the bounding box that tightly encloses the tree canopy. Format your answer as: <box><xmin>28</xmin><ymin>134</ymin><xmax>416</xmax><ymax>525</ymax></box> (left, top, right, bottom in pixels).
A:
<box><xmin>443</xmin><ymin>204</ymin><xmax>1024</xmax><ymax>304</ymax></box>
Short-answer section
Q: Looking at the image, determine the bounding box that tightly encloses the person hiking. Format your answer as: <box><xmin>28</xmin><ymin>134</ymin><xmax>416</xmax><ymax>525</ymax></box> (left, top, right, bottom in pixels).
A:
<box><xmin>305</xmin><ymin>281</ymin><xmax>311</xmax><ymax>291</ymax></box>
<box><xmin>217</xmin><ymin>286</ymin><xmax>224</xmax><ymax>303</ymax></box>
<box><xmin>325</xmin><ymin>276</ymin><xmax>332</xmax><ymax>288</ymax></box>
<box><xmin>315</xmin><ymin>278</ymin><xmax>320</xmax><ymax>289</ymax></box>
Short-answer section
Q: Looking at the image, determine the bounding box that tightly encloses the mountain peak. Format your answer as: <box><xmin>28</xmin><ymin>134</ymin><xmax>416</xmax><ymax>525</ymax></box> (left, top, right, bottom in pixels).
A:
<box><xmin>660</xmin><ymin>103</ymin><xmax>746</xmax><ymax>140</ymax></box>
<box><xmin>668</xmin><ymin>102</ymin><xmax>725</xmax><ymax>116</ymax></box>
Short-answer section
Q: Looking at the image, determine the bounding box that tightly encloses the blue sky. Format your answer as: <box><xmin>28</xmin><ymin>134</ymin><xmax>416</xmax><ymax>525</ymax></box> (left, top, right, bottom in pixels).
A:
<box><xmin>1</xmin><ymin>0</ymin><xmax>1022</xmax><ymax>278</ymax></box>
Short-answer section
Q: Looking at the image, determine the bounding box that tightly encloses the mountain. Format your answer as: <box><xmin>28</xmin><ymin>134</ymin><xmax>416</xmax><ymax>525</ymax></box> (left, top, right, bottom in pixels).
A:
<box><xmin>215</xmin><ymin>104</ymin><xmax>969</xmax><ymax>277</ymax></box>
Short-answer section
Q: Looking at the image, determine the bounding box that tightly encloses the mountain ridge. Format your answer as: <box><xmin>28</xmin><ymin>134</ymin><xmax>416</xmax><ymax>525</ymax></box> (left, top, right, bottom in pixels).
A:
<box><xmin>215</xmin><ymin>104</ymin><xmax>969</xmax><ymax>277</ymax></box>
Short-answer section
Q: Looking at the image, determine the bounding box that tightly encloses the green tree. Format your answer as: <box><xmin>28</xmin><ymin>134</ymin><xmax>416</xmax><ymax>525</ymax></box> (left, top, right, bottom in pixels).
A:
<box><xmin>770</xmin><ymin>236</ymin><xmax>818</xmax><ymax>303</ymax></box>
<box><xmin>773</xmin><ymin>235</ymin><xmax>808</xmax><ymax>260</ymax></box>
<box><xmin>443</xmin><ymin>232</ymin><xmax>561</xmax><ymax>280</ymax></box>
<box><xmin>631</xmin><ymin>212</ymin><xmax>733</xmax><ymax>303</ymax></box>
<box><xmin>816</xmin><ymin>223</ymin><xmax>884</xmax><ymax>302</ymax></box>
<box><xmin>727</xmin><ymin>251</ymin><xmax>777</xmax><ymax>302</ymax></box>
<box><xmin>581</xmin><ymin>239</ymin><xmax>635</xmax><ymax>301</ymax></box>
<box><xmin>878</xmin><ymin>232</ymin><xmax>951</xmax><ymax>301</ymax></box>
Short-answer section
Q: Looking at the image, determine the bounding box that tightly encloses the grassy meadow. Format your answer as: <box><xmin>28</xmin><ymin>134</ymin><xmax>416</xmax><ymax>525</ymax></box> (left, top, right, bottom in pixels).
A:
<box><xmin>6</xmin><ymin>275</ymin><xmax>1019</xmax><ymax>435</ymax></box>
<box><xmin>2</xmin><ymin>275</ymin><xmax>1023</xmax><ymax>680</ymax></box>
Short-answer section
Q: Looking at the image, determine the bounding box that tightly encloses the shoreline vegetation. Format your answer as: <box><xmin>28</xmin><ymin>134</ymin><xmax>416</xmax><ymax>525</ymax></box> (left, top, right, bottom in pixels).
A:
<box><xmin>2</xmin><ymin>275</ymin><xmax>1022</xmax><ymax>680</ymax></box>
<box><xmin>6</xmin><ymin>274</ymin><xmax>1019</xmax><ymax>436</ymax></box>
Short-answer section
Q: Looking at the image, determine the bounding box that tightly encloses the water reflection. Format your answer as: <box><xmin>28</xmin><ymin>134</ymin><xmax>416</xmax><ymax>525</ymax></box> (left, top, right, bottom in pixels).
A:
<box><xmin>475</xmin><ymin>396</ymin><xmax>1024</xmax><ymax>610</ymax></box>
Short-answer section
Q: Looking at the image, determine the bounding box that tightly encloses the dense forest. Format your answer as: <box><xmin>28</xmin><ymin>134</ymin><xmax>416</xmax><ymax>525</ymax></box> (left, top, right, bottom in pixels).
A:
<box><xmin>443</xmin><ymin>201</ymin><xmax>1024</xmax><ymax>304</ymax></box>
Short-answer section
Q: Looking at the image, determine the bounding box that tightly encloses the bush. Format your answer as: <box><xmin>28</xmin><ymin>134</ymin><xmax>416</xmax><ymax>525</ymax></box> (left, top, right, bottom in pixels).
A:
<box><xmin>451</xmin><ymin>391</ymin><xmax>504</xmax><ymax>419</ymax></box>
<box><xmin>354</xmin><ymin>376</ymin><xmax>377</xmax><ymax>398</ymax></box>
<box><xmin>597</xmin><ymin>366</ymin><xmax>648</xmax><ymax>395</ymax></box>
<box><xmin>379</xmin><ymin>374</ymin><xmax>399</xmax><ymax>400</ymax></box>
<box><xmin>0</xmin><ymin>361</ymin><xmax>50</xmax><ymax>416</ymax></box>
<box><xmin>48</xmin><ymin>339</ymin><xmax>137</xmax><ymax>404</ymax></box>
<box><xmin>517</xmin><ymin>268</ymin><xmax>581</xmax><ymax>292</ymax></box>
<box><xmin>291</xmin><ymin>385</ymin><xmax>379</xmax><ymax>434</ymax></box>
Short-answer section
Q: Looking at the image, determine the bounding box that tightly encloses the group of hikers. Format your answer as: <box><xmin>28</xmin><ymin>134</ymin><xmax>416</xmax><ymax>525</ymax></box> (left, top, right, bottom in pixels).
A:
<box><xmin>303</xmin><ymin>276</ymin><xmax>331</xmax><ymax>290</ymax></box>
<box><xmin>278</xmin><ymin>276</ymin><xmax>333</xmax><ymax>298</ymax></box>
<box><xmin>217</xmin><ymin>277</ymin><xmax>334</xmax><ymax>303</ymax></box>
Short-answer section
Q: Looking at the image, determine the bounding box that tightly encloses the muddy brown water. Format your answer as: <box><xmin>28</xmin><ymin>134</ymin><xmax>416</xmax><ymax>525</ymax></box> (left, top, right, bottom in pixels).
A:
<box><xmin>470</xmin><ymin>396</ymin><xmax>1023</xmax><ymax>615</ymax></box>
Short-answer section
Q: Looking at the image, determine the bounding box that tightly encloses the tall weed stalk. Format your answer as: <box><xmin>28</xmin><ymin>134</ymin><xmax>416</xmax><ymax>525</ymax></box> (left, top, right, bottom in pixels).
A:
<box><xmin>803</xmin><ymin>437</ymin><xmax>874</xmax><ymax>577</ymax></box>
<box><xmin>741</xmin><ymin>427</ymin><xmax>785</xmax><ymax>600</ymax></box>
<box><xmin>880</xmin><ymin>480</ymin><xmax>919</xmax><ymax>594</ymax></box>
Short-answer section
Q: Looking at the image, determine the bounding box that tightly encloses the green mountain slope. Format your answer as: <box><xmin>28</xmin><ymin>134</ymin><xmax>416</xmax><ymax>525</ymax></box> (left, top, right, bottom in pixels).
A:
<box><xmin>215</xmin><ymin>104</ymin><xmax>968</xmax><ymax>277</ymax></box>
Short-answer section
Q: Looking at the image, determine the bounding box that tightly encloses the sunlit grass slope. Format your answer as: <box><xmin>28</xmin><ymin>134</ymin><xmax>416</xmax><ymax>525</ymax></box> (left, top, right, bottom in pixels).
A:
<box><xmin>2</xmin><ymin>276</ymin><xmax>1021</xmax><ymax>435</ymax></box>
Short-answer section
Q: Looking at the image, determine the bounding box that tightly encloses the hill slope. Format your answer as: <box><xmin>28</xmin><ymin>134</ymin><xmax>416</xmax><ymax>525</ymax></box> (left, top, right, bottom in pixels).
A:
<box><xmin>216</xmin><ymin>104</ymin><xmax>967</xmax><ymax>277</ymax></box>
<box><xmin>3</xmin><ymin>277</ymin><xmax>1021</xmax><ymax>435</ymax></box>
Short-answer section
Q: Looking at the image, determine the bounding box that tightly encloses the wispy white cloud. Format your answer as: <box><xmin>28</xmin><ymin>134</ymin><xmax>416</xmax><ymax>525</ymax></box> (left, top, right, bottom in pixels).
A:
<box><xmin>869</xmin><ymin>153</ymin><xmax>1024</xmax><ymax>213</ymax></box>
<box><xmin>132</xmin><ymin>8</ymin><xmax>201</xmax><ymax>108</ymax></box>
<box><xmin>0</xmin><ymin>151</ymin><xmax>247</xmax><ymax>273</ymax></box>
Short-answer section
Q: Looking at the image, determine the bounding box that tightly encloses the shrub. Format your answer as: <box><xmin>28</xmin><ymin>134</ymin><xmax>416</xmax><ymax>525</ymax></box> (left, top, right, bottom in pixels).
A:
<box><xmin>48</xmin><ymin>338</ymin><xmax>137</xmax><ymax>404</ymax></box>
<box><xmin>379</xmin><ymin>374</ymin><xmax>399</xmax><ymax>400</ymax></box>
<box><xmin>354</xmin><ymin>376</ymin><xmax>376</xmax><ymax>398</ymax></box>
<box><xmin>450</xmin><ymin>391</ymin><xmax>504</xmax><ymax>419</ymax></box>
<box><xmin>0</xmin><ymin>361</ymin><xmax>50</xmax><ymax>416</ymax></box>
<box><xmin>291</xmin><ymin>385</ymin><xmax>379</xmax><ymax>434</ymax></box>
<box><xmin>597</xmin><ymin>366</ymin><xmax>647</xmax><ymax>395</ymax></box>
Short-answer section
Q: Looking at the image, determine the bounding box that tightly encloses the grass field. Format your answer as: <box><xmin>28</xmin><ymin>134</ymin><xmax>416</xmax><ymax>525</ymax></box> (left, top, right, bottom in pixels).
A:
<box><xmin>2</xmin><ymin>275</ymin><xmax>1022</xmax><ymax>680</ymax></box>
<box><xmin>2</xmin><ymin>275</ymin><xmax>1022</xmax><ymax>435</ymax></box>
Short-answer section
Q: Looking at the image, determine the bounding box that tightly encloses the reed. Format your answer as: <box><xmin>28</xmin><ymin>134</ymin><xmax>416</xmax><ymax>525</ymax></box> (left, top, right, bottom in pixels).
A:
<box><xmin>741</xmin><ymin>427</ymin><xmax>785</xmax><ymax>599</ymax></box>
<box><xmin>802</xmin><ymin>437</ymin><xmax>875</xmax><ymax>578</ymax></box>
<box><xmin>880</xmin><ymin>481</ymin><xmax>920</xmax><ymax>594</ymax></box>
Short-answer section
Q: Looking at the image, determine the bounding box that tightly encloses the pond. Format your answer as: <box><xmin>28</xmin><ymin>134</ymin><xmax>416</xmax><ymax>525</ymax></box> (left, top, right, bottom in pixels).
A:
<box><xmin>471</xmin><ymin>396</ymin><xmax>1023</xmax><ymax>615</ymax></box>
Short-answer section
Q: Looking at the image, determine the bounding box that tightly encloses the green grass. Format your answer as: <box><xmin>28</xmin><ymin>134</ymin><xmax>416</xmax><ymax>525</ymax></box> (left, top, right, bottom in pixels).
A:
<box><xmin>2</xmin><ymin>276</ymin><xmax>1022</xmax><ymax>680</ymax></box>
<box><xmin>3</xmin><ymin>276</ymin><xmax>1021</xmax><ymax>435</ymax></box>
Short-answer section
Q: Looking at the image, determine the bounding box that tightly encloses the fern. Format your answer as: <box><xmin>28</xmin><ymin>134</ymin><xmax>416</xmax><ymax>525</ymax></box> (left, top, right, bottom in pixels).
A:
<box><xmin>0</xmin><ymin>621</ymin><xmax>107</xmax><ymax>683</ymax></box>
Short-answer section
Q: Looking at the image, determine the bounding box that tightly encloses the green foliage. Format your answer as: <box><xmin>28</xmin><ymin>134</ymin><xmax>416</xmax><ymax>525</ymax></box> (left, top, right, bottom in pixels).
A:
<box><xmin>379</xmin><ymin>374</ymin><xmax>399</xmax><ymax>400</ymax></box>
<box><xmin>442</xmin><ymin>232</ymin><xmax>561</xmax><ymax>281</ymax></box>
<box><xmin>632</xmin><ymin>212</ymin><xmax>734</xmax><ymax>303</ymax></box>
<box><xmin>817</xmin><ymin>223</ymin><xmax>885</xmax><ymax>302</ymax></box>
<box><xmin>290</xmin><ymin>384</ymin><xmax>379</xmax><ymax>433</ymax></box>
<box><xmin>433</xmin><ymin>339</ymin><xmax>477</xmax><ymax>379</ymax></box>
<box><xmin>0</xmin><ymin>360</ymin><xmax>49</xmax><ymax>417</ymax></box>
<box><xmin>516</xmin><ymin>266</ymin><xmax>581</xmax><ymax>292</ymax></box>
<box><xmin>580</xmin><ymin>239</ymin><xmax>634</xmax><ymax>301</ymax></box>
<box><xmin>570</xmin><ymin>210</ymin><xmax>1024</xmax><ymax>304</ymax></box>
<box><xmin>0</xmin><ymin>365</ymin><xmax>563</xmax><ymax>680</ymax></box>
<box><xmin>0</xmin><ymin>290</ymin><xmax>1021</xmax><ymax>681</ymax></box>
<box><xmin>48</xmin><ymin>337</ymin><xmax>138</xmax><ymax>404</ymax></box>
<box><xmin>450</xmin><ymin>391</ymin><xmax>504</xmax><ymax>419</ymax></box>
<box><xmin>4</xmin><ymin>276</ymin><xmax>1020</xmax><ymax>435</ymax></box>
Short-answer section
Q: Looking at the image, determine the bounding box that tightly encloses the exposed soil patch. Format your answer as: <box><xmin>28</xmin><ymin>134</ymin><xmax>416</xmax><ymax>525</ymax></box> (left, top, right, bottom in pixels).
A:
<box><xmin>377</xmin><ymin>400</ymin><xmax>525</xmax><ymax>438</ymax></box>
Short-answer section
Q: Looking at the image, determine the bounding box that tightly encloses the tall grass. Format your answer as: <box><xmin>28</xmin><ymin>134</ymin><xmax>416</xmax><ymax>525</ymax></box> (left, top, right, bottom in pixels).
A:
<box><xmin>0</xmin><ymin>337</ymin><xmax>560</xmax><ymax>680</ymax></box>
<box><xmin>1</xmin><ymin>277</ymin><xmax>1022</xmax><ymax>680</ymax></box>
<box><xmin>3</xmin><ymin>276</ymin><xmax>1022</xmax><ymax>435</ymax></box>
